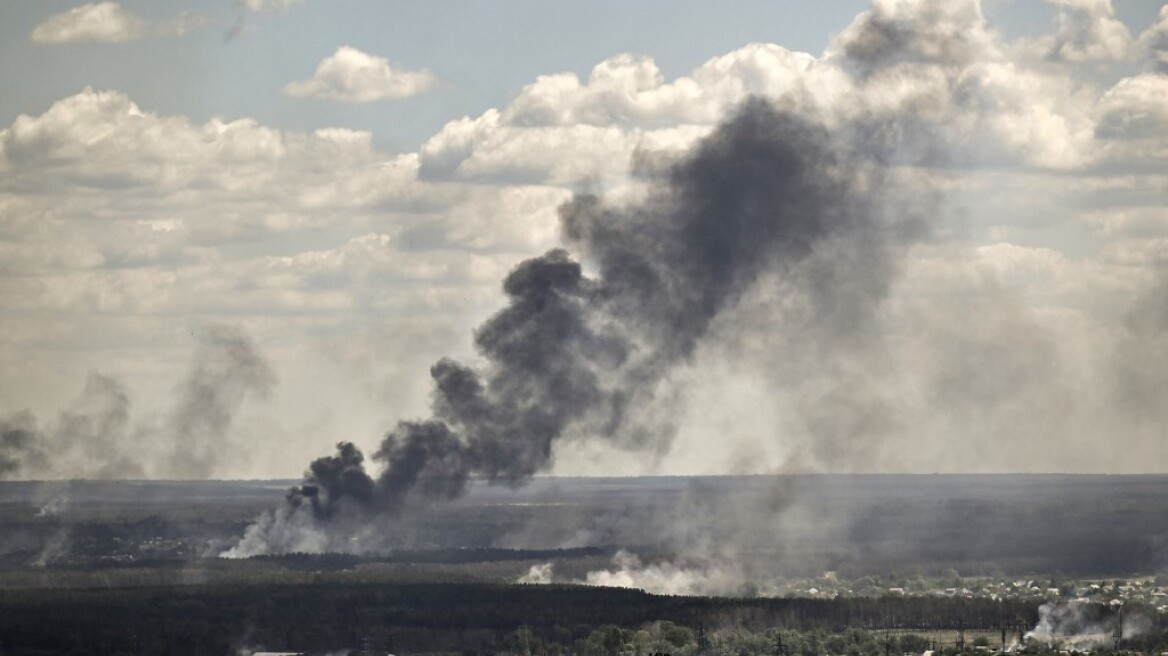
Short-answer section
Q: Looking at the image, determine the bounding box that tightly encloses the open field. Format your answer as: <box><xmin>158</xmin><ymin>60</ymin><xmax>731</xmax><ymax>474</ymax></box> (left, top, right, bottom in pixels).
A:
<box><xmin>0</xmin><ymin>580</ymin><xmax>1040</xmax><ymax>655</ymax></box>
<box><xmin>2</xmin><ymin>474</ymin><xmax>1167</xmax><ymax>578</ymax></box>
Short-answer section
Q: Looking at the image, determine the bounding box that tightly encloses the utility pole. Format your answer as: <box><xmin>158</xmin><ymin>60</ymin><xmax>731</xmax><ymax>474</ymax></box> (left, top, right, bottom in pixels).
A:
<box><xmin>773</xmin><ymin>633</ymin><xmax>787</xmax><ymax>656</ymax></box>
<box><xmin>1113</xmin><ymin>607</ymin><xmax>1123</xmax><ymax>651</ymax></box>
<box><xmin>519</xmin><ymin>625</ymin><xmax>532</xmax><ymax>656</ymax></box>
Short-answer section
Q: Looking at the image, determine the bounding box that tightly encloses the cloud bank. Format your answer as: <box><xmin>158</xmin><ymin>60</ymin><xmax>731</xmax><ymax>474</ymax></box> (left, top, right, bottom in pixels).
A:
<box><xmin>2</xmin><ymin>0</ymin><xmax>1168</xmax><ymax>486</ymax></box>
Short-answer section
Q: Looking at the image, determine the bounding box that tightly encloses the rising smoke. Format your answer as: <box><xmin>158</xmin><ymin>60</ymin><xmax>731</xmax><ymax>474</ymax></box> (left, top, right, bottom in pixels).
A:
<box><xmin>1023</xmin><ymin>601</ymin><xmax>1151</xmax><ymax>651</ymax></box>
<box><xmin>0</xmin><ymin>375</ymin><xmax>140</xmax><ymax>480</ymax></box>
<box><xmin>225</xmin><ymin>97</ymin><xmax>920</xmax><ymax>557</ymax></box>
<box><xmin>167</xmin><ymin>324</ymin><xmax>278</xmax><ymax>478</ymax></box>
<box><xmin>0</xmin><ymin>324</ymin><xmax>274</xmax><ymax>480</ymax></box>
<box><xmin>584</xmin><ymin>550</ymin><xmax>760</xmax><ymax>598</ymax></box>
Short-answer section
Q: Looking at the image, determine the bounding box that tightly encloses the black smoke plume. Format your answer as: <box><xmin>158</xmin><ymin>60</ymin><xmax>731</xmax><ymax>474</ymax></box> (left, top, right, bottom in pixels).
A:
<box><xmin>246</xmin><ymin>98</ymin><xmax>907</xmax><ymax>553</ymax></box>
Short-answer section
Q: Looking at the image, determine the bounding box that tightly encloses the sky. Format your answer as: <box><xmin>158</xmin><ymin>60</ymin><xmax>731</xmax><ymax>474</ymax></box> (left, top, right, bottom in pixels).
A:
<box><xmin>1</xmin><ymin>0</ymin><xmax>1167</xmax><ymax>480</ymax></box>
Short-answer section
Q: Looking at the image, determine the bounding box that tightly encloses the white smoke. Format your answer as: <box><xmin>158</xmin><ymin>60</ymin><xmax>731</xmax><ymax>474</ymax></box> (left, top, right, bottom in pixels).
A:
<box><xmin>31</xmin><ymin>526</ymin><xmax>71</xmax><ymax>568</ymax></box>
<box><xmin>221</xmin><ymin>506</ymin><xmax>332</xmax><ymax>558</ymax></box>
<box><xmin>583</xmin><ymin>550</ymin><xmax>769</xmax><ymax>597</ymax></box>
<box><xmin>34</xmin><ymin>496</ymin><xmax>67</xmax><ymax>518</ymax></box>
<box><xmin>517</xmin><ymin>562</ymin><xmax>555</xmax><ymax>584</ymax></box>
<box><xmin>220</xmin><ymin>500</ymin><xmax>400</xmax><ymax>558</ymax></box>
<box><xmin>1024</xmin><ymin>601</ymin><xmax>1146</xmax><ymax>651</ymax></box>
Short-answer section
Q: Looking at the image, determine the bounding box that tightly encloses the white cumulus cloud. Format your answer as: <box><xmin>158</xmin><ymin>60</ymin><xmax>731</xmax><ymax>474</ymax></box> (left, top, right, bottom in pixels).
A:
<box><xmin>6</xmin><ymin>0</ymin><xmax>1168</xmax><ymax>478</ymax></box>
<box><xmin>1137</xmin><ymin>5</ymin><xmax>1168</xmax><ymax>73</ymax></box>
<box><xmin>30</xmin><ymin>2</ymin><xmax>205</xmax><ymax>44</ymax></box>
<box><xmin>1023</xmin><ymin>0</ymin><xmax>1134</xmax><ymax>62</ymax></box>
<box><xmin>284</xmin><ymin>46</ymin><xmax>439</xmax><ymax>103</ymax></box>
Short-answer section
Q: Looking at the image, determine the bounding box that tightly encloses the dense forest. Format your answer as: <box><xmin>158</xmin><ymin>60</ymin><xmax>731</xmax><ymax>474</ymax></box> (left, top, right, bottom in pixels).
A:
<box><xmin>0</xmin><ymin>581</ymin><xmax>1043</xmax><ymax>656</ymax></box>
<box><xmin>4</xmin><ymin>580</ymin><xmax>1168</xmax><ymax>656</ymax></box>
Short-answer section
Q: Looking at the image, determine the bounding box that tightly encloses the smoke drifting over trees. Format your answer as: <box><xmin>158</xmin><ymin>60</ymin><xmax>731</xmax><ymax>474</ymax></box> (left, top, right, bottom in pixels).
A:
<box><xmin>227</xmin><ymin>98</ymin><xmax>921</xmax><ymax>556</ymax></box>
<box><xmin>120</xmin><ymin>1</ymin><xmax>1162</xmax><ymax>559</ymax></box>
<box><xmin>0</xmin><ymin>324</ymin><xmax>274</xmax><ymax>481</ymax></box>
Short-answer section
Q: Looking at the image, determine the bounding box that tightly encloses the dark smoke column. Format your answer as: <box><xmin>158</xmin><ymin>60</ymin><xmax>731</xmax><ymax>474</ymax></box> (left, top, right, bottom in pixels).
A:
<box><xmin>231</xmin><ymin>98</ymin><xmax>899</xmax><ymax>555</ymax></box>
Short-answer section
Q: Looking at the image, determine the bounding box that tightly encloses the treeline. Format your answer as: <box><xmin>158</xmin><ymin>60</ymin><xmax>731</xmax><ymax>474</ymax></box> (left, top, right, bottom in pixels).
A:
<box><xmin>0</xmin><ymin>581</ymin><xmax>1041</xmax><ymax>656</ymax></box>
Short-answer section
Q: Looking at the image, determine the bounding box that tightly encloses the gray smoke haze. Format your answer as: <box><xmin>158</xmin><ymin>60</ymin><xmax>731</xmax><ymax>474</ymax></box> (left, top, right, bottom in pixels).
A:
<box><xmin>498</xmin><ymin>475</ymin><xmax>826</xmax><ymax>596</ymax></box>
<box><xmin>226</xmin><ymin>97</ymin><xmax>921</xmax><ymax>556</ymax></box>
<box><xmin>1116</xmin><ymin>267</ymin><xmax>1168</xmax><ymax>405</ymax></box>
<box><xmin>0</xmin><ymin>374</ymin><xmax>144</xmax><ymax>480</ymax></box>
<box><xmin>226</xmin><ymin>0</ymin><xmax>1168</xmax><ymax>563</ymax></box>
<box><xmin>167</xmin><ymin>324</ymin><xmax>277</xmax><ymax>478</ymax></box>
<box><xmin>0</xmin><ymin>411</ymin><xmax>45</xmax><ymax>477</ymax></box>
<box><xmin>0</xmin><ymin>324</ymin><xmax>273</xmax><ymax>480</ymax></box>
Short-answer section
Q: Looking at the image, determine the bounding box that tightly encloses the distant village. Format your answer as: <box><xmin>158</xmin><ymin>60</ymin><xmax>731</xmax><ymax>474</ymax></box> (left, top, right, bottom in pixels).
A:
<box><xmin>785</xmin><ymin>574</ymin><xmax>1168</xmax><ymax>612</ymax></box>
